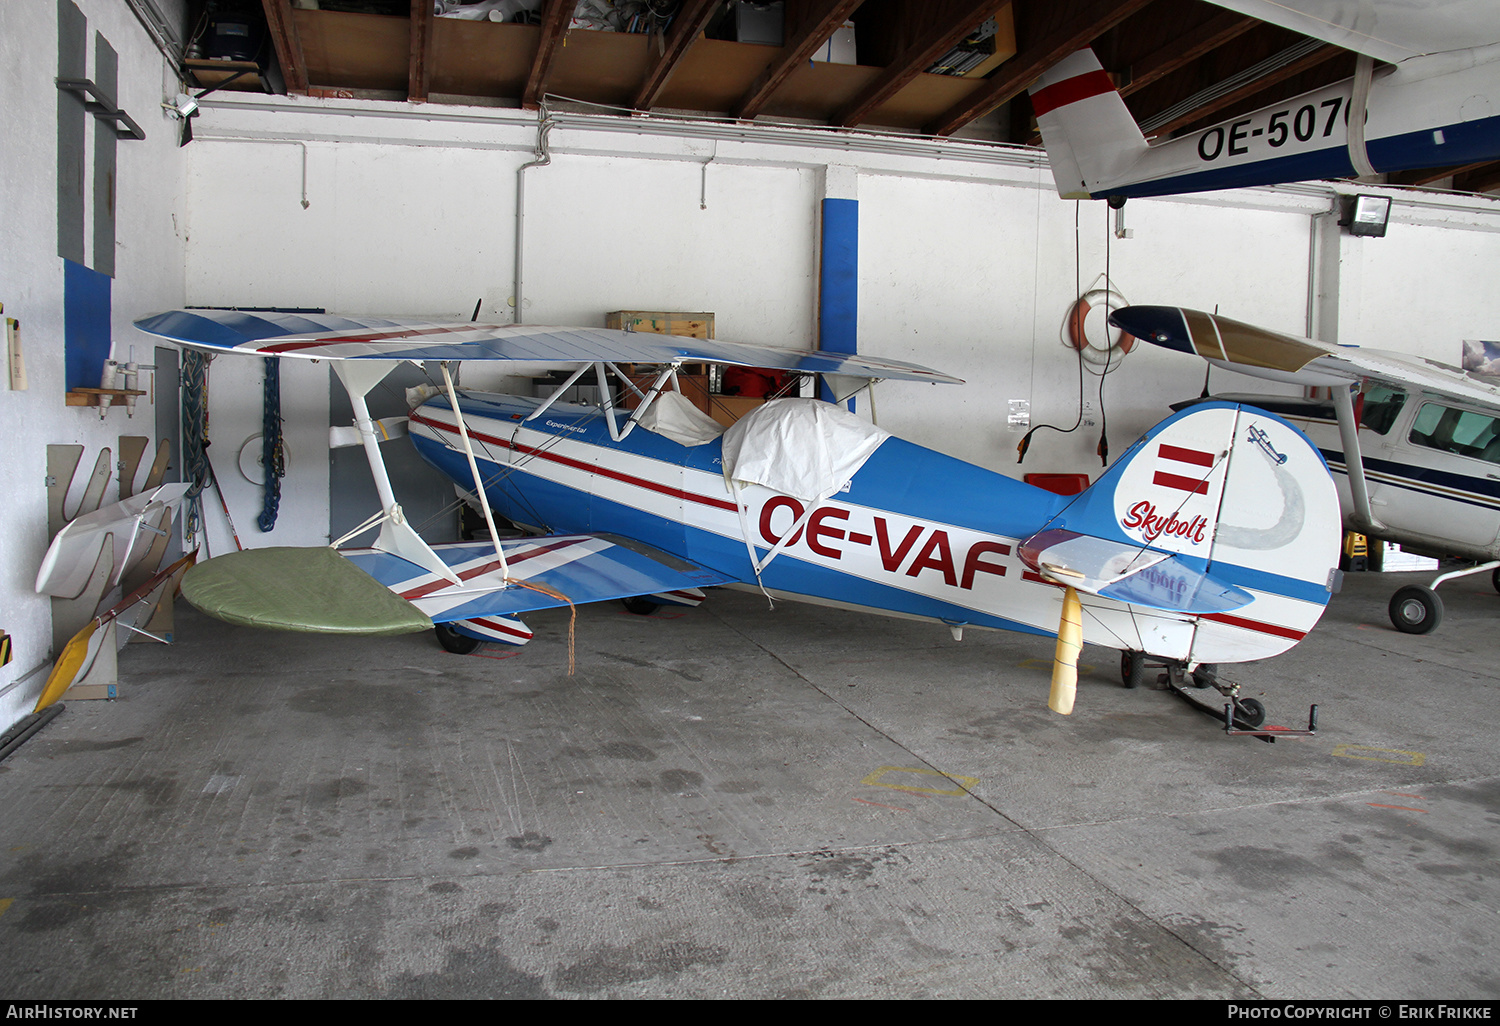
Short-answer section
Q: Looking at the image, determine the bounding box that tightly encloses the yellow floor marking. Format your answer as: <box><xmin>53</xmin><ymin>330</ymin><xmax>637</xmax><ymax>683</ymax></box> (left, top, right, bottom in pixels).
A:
<box><xmin>862</xmin><ymin>765</ymin><xmax>978</xmax><ymax>797</ymax></box>
<box><xmin>0</xmin><ymin>898</ymin><xmax>13</xmax><ymax>918</ymax></box>
<box><xmin>1330</xmin><ymin>744</ymin><xmax>1425</xmax><ymax>766</ymax></box>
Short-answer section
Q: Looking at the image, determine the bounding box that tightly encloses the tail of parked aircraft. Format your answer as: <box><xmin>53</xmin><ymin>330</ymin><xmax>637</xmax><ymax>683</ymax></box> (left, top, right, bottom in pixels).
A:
<box><xmin>1028</xmin><ymin>49</ymin><xmax>1150</xmax><ymax>200</ymax></box>
<box><xmin>1021</xmin><ymin>402</ymin><xmax>1342</xmax><ymax>687</ymax></box>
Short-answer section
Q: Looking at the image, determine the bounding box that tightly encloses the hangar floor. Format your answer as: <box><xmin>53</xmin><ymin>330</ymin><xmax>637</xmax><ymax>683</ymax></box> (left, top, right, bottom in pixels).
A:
<box><xmin>1</xmin><ymin>568</ymin><xmax>1497</xmax><ymax>1000</ymax></box>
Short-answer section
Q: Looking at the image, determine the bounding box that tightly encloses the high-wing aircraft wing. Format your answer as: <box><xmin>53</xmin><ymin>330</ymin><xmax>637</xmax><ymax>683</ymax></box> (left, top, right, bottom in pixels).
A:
<box><xmin>1028</xmin><ymin>0</ymin><xmax>1500</xmax><ymax>200</ymax></box>
<box><xmin>1109</xmin><ymin>304</ymin><xmax>1500</xmax><ymax>408</ymax></box>
<box><xmin>1205</xmin><ymin>1</ymin><xmax>1500</xmax><ymax>63</ymax></box>
<box><xmin>134</xmin><ymin>310</ymin><xmax>963</xmax><ymax>385</ymax></box>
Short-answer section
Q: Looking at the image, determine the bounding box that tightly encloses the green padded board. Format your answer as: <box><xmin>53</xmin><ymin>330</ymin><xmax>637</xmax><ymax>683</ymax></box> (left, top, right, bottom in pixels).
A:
<box><xmin>182</xmin><ymin>546</ymin><xmax>433</xmax><ymax>635</ymax></box>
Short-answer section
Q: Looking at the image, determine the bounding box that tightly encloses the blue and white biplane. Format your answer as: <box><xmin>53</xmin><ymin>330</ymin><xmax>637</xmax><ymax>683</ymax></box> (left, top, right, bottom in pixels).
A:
<box><xmin>134</xmin><ymin>309</ymin><xmax>1344</xmax><ymax>725</ymax></box>
<box><xmin>1029</xmin><ymin>0</ymin><xmax>1500</xmax><ymax>201</ymax></box>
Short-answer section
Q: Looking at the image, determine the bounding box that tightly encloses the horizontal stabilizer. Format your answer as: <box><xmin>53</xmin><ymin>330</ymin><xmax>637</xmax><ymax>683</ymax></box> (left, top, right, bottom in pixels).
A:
<box><xmin>1018</xmin><ymin>529</ymin><xmax>1253</xmax><ymax>615</ymax></box>
<box><xmin>134</xmin><ymin>310</ymin><xmax>962</xmax><ymax>385</ymax></box>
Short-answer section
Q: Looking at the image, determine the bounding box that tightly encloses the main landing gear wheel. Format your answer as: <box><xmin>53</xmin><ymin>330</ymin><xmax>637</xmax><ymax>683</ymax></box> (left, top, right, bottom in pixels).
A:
<box><xmin>435</xmin><ymin>622</ymin><xmax>483</xmax><ymax>655</ymax></box>
<box><xmin>1389</xmin><ymin>585</ymin><xmax>1443</xmax><ymax>635</ymax></box>
<box><xmin>1191</xmin><ymin>663</ymin><xmax>1219</xmax><ymax>689</ymax></box>
<box><xmin>1121</xmin><ymin>651</ymin><xmax>1146</xmax><ymax>689</ymax></box>
<box><xmin>621</xmin><ymin>596</ymin><xmax>661</xmax><ymax>616</ymax></box>
<box><xmin>1492</xmin><ymin>566</ymin><xmax>1500</xmax><ymax>594</ymax></box>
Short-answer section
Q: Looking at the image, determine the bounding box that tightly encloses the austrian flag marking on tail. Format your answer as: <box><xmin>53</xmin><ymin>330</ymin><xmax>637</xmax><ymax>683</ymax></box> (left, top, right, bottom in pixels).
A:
<box><xmin>1153</xmin><ymin>443</ymin><xmax>1217</xmax><ymax>494</ymax></box>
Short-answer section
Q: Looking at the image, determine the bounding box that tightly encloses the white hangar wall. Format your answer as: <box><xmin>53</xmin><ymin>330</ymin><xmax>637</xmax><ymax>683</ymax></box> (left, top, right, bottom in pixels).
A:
<box><xmin>0</xmin><ymin>0</ymin><xmax>187</xmax><ymax>729</ymax></box>
<box><xmin>183</xmin><ymin>93</ymin><xmax>1499</xmax><ymax>539</ymax></box>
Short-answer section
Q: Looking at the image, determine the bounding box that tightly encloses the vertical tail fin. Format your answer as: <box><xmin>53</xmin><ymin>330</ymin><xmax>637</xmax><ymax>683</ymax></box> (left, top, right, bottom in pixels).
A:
<box><xmin>1027</xmin><ymin>402</ymin><xmax>1342</xmax><ymax>663</ymax></box>
<box><xmin>1028</xmin><ymin>49</ymin><xmax>1149</xmax><ymax>200</ymax></box>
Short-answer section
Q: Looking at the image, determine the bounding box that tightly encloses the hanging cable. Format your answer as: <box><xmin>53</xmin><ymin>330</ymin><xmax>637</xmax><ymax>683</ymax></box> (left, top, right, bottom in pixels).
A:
<box><xmin>1018</xmin><ymin>202</ymin><xmax>1088</xmax><ymax>464</ymax></box>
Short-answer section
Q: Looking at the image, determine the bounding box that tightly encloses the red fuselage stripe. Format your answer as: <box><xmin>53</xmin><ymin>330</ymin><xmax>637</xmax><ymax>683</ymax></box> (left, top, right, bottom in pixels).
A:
<box><xmin>410</xmin><ymin>411</ymin><xmax>740</xmax><ymax>513</ymax></box>
<box><xmin>1202</xmin><ymin>611</ymin><xmax>1307</xmax><ymax>641</ymax></box>
<box><xmin>1030</xmin><ymin>69</ymin><xmax>1116</xmax><ymax>117</ymax></box>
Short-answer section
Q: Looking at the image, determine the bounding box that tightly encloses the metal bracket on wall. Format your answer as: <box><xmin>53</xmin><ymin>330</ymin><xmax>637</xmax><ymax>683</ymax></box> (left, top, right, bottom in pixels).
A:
<box><xmin>55</xmin><ymin>77</ymin><xmax>145</xmax><ymax>140</ymax></box>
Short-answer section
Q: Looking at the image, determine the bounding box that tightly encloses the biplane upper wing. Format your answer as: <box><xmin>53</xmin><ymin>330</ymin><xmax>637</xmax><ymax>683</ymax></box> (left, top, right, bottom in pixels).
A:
<box><xmin>180</xmin><ymin>533</ymin><xmax>739</xmax><ymax>635</ymax></box>
<box><xmin>134</xmin><ymin>310</ymin><xmax>963</xmax><ymax>385</ymax></box>
<box><xmin>1111</xmin><ymin>305</ymin><xmax>1500</xmax><ymax>409</ymax></box>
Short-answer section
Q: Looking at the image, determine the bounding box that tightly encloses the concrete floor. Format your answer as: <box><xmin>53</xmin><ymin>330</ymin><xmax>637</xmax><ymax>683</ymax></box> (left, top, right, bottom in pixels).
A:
<box><xmin>1</xmin><ymin>568</ymin><xmax>1497</xmax><ymax>999</ymax></box>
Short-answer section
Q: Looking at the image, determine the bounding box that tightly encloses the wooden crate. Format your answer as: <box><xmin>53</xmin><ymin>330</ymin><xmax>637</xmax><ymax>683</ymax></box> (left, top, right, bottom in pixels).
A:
<box><xmin>606</xmin><ymin>311</ymin><xmax>714</xmax><ymax>339</ymax></box>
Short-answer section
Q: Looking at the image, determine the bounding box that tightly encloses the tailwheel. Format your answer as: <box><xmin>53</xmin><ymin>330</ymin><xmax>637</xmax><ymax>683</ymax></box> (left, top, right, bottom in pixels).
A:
<box><xmin>435</xmin><ymin>622</ymin><xmax>483</xmax><ymax>655</ymax></box>
<box><xmin>621</xmin><ymin>596</ymin><xmax>661</xmax><ymax>616</ymax></box>
<box><xmin>1120</xmin><ymin>650</ymin><xmax>1146</xmax><ymax>689</ymax></box>
<box><xmin>1234</xmin><ymin>698</ymin><xmax>1267</xmax><ymax>729</ymax></box>
<box><xmin>1389</xmin><ymin>585</ymin><xmax>1443</xmax><ymax>634</ymax></box>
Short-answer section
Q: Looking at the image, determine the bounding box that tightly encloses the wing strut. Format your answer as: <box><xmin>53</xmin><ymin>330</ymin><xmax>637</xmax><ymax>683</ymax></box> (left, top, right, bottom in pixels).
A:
<box><xmin>333</xmin><ymin>361</ymin><xmax>462</xmax><ymax>585</ymax></box>
<box><xmin>440</xmin><ymin>361</ymin><xmax>509</xmax><ymax>580</ymax></box>
<box><xmin>1332</xmin><ymin>382</ymin><xmax>1386</xmax><ymax>533</ymax></box>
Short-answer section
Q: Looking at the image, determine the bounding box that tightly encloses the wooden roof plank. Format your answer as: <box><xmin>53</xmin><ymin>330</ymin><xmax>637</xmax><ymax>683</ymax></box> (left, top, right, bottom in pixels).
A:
<box><xmin>927</xmin><ymin>0</ymin><xmax>1155</xmax><ymax>137</ymax></box>
<box><xmin>735</xmin><ymin>0</ymin><xmax>867</xmax><ymax>119</ymax></box>
<box><xmin>633</xmin><ymin>0</ymin><xmax>722</xmax><ymax>110</ymax></box>
<box><xmin>523</xmin><ymin>0</ymin><xmax>572</xmax><ymax>109</ymax></box>
<box><xmin>261</xmin><ymin>0</ymin><xmax>309</xmax><ymax>94</ymax></box>
<box><xmin>833</xmin><ymin>0</ymin><xmax>1011</xmax><ymax>128</ymax></box>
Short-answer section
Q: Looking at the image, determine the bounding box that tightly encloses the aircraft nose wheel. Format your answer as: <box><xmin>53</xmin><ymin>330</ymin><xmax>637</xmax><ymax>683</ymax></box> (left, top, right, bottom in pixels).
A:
<box><xmin>1389</xmin><ymin>585</ymin><xmax>1443</xmax><ymax>634</ymax></box>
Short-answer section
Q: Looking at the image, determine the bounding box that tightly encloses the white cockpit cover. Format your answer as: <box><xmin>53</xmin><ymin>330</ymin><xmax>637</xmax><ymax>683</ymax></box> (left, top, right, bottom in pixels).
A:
<box><xmin>720</xmin><ymin>398</ymin><xmax>890</xmax><ymax>502</ymax></box>
<box><xmin>637</xmin><ymin>389</ymin><xmax>726</xmax><ymax>447</ymax></box>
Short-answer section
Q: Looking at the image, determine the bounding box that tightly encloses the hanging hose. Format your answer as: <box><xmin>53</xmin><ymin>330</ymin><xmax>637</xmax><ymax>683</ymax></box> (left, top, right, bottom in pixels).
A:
<box><xmin>180</xmin><ymin>349</ymin><xmax>210</xmax><ymax>545</ymax></box>
<box><xmin>258</xmin><ymin>356</ymin><xmax>285</xmax><ymax>532</ymax></box>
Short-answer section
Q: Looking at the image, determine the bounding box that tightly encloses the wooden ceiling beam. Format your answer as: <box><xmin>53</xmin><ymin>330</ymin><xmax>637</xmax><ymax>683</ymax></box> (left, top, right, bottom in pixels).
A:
<box><xmin>260</xmin><ymin>0</ymin><xmax>308</xmax><ymax>94</ymax></box>
<box><xmin>1024</xmin><ymin>9</ymin><xmax>1257</xmax><ymax>145</ymax></box>
<box><xmin>1141</xmin><ymin>42</ymin><xmax>1342</xmax><ymax>139</ymax></box>
<box><xmin>522</xmin><ymin>0</ymin><xmax>572</xmax><ymax>110</ymax></box>
<box><xmin>409</xmin><ymin>0</ymin><xmax>433</xmax><ymax>103</ymax></box>
<box><xmin>833</xmin><ymin>0</ymin><xmax>1010</xmax><ymax>128</ymax></box>
<box><xmin>926</xmin><ymin>0</ymin><xmax>1155</xmax><ymax>137</ymax></box>
<box><xmin>633</xmin><ymin>0</ymin><xmax>722</xmax><ymax>110</ymax></box>
<box><xmin>1387</xmin><ymin>163</ymin><xmax>1490</xmax><ymax>188</ymax></box>
<box><xmin>735</xmin><ymin>0</ymin><xmax>866</xmax><ymax>120</ymax></box>
<box><xmin>1119</xmin><ymin>11</ymin><xmax>1257</xmax><ymax>98</ymax></box>
<box><xmin>1453</xmin><ymin>162</ymin><xmax>1500</xmax><ymax>195</ymax></box>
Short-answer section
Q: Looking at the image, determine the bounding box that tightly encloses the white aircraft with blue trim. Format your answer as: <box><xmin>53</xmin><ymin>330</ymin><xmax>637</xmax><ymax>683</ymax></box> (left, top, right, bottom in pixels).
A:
<box><xmin>1110</xmin><ymin>304</ymin><xmax>1500</xmax><ymax>635</ymax></box>
<box><xmin>134</xmin><ymin>309</ymin><xmax>1344</xmax><ymax>728</ymax></box>
<box><xmin>1029</xmin><ymin>0</ymin><xmax>1500</xmax><ymax>200</ymax></box>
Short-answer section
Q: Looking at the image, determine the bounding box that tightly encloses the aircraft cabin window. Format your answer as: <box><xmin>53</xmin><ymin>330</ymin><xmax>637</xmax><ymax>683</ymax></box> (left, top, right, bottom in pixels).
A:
<box><xmin>1359</xmin><ymin>386</ymin><xmax>1406</xmax><ymax>435</ymax></box>
<box><xmin>1407</xmin><ymin>402</ymin><xmax>1500</xmax><ymax>464</ymax></box>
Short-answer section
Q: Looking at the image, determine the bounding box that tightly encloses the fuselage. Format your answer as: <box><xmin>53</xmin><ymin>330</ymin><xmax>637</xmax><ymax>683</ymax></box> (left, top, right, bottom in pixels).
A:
<box><xmin>406</xmin><ymin>392</ymin><xmax>1330</xmax><ymax>665</ymax></box>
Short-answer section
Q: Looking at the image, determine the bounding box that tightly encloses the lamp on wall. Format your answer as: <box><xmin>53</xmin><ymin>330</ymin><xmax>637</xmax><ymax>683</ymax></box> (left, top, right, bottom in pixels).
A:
<box><xmin>1339</xmin><ymin>194</ymin><xmax>1391</xmax><ymax>237</ymax></box>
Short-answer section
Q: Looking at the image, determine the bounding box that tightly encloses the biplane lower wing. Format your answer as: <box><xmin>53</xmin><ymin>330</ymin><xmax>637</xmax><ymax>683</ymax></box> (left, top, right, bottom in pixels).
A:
<box><xmin>180</xmin><ymin>533</ymin><xmax>738</xmax><ymax>641</ymax></box>
<box><xmin>341</xmin><ymin>533</ymin><xmax>737</xmax><ymax>623</ymax></box>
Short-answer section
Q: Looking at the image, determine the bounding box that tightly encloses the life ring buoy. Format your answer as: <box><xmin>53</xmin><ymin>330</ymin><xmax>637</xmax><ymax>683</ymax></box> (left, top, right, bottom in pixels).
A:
<box><xmin>1064</xmin><ymin>289</ymin><xmax>1136</xmax><ymax>370</ymax></box>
